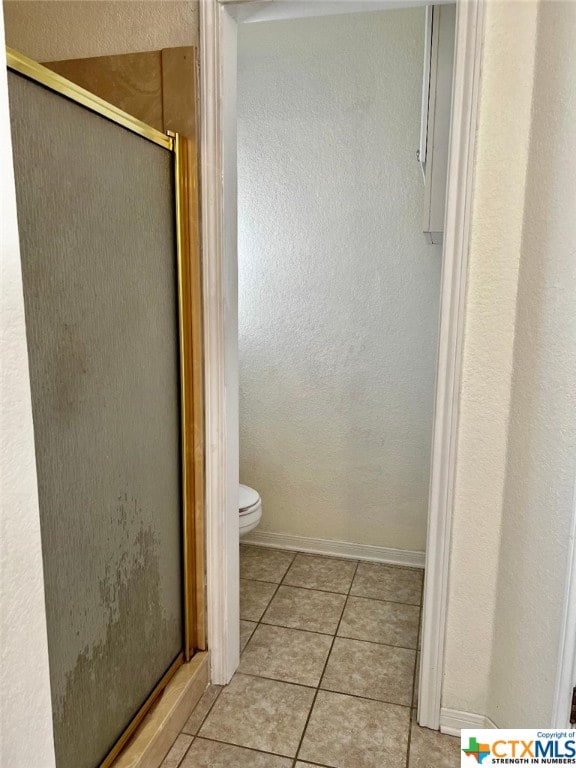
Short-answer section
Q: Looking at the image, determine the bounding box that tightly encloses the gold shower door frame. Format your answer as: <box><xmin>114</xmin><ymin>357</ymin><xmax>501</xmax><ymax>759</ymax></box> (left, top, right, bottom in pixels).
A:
<box><xmin>6</xmin><ymin>48</ymin><xmax>205</xmax><ymax>768</ymax></box>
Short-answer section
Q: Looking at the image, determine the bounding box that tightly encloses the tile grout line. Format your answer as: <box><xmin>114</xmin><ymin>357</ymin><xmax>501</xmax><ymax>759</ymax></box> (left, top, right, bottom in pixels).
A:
<box><xmin>256</xmin><ymin>619</ymin><xmax>419</xmax><ymax>652</ymax></box>
<box><xmin>185</xmin><ymin>578</ymin><xmax>301</xmax><ymax>768</ymax></box>
<box><xmin>176</xmin><ymin>731</ymin><xmax>338</xmax><ymax>768</ymax></box>
<box><xmin>246</xmin><ymin>570</ymin><xmax>287</xmax><ymax>625</ymax></box>
<box><xmin>237</xmin><ymin>670</ymin><xmax>416</xmax><ymax>710</ymax></box>
<box><xmin>253</xmin><ymin>555</ymin><xmax>294</xmax><ymax>625</ymax></box>
<box><xmin>240</xmin><ymin>546</ymin><xmax>297</xmax><ymax>584</ymax></box>
<box><xmin>181</xmin><ymin>684</ymin><xmax>223</xmax><ymax>739</ymax></box>
<box><xmin>242</xmin><ymin>574</ymin><xmax>423</xmax><ymax>608</ymax></box>
<box><xmin>170</xmin><ymin>684</ymin><xmax>222</xmax><ymax>766</ymax></box>
<box><xmin>318</xmin><ymin>628</ymin><xmax>418</xmax><ymax>652</ymax></box>
<box><xmin>239</xmin><ymin>554</ymin><xmax>418</xmax><ymax>713</ymax></box>
<box><xmin>411</xmin><ymin>599</ymin><xmax>423</xmax><ymax>706</ymax></box>
<box><xmin>242</xmin><ymin>546</ymin><xmax>422</xmax><ymax>600</ymax></box>
<box><xmin>406</xmin><ymin>686</ymin><xmax>417</xmax><ymax>768</ymax></box>
<box><xmin>173</xmin><ymin>548</ymin><xmax>419</xmax><ymax>767</ymax></box>
<box><xmin>243</xmin><ymin>570</ymin><xmax>422</xmax><ymax>650</ymax></box>
<box><xmin>242</xmin><ymin>543</ymin><xmax>423</xmax><ymax>572</ymax></box>
<box><xmin>278</xmin><ymin>550</ymin><xmax>358</xmax><ymax>596</ymax></box>
<box><xmin>293</xmin><ymin>559</ymin><xmax>361</xmax><ymax>764</ymax></box>
<box><xmin>406</xmin><ymin>721</ymin><xmax>414</xmax><ymax>768</ymax></box>
<box><xmin>221</xmin><ymin>547</ymin><xmax>425</xmax><ymax>766</ymax></box>
<box><xmin>239</xmin><ymin>546</ymin><xmax>297</xmax><ymax>624</ymax></box>
<box><xmin>192</xmin><ymin>733</ymin><xmax>297</xmax><ymax>761</ymax></box>
<box><xmin>174</xmin><ymin>734</ymin><xmax>194</xmax><ymax>768</ymax></box>
<box><xmin>405</xmin><ymin>601</ymin><xmax>424</xmax><ymax>768</ymax></box>
<box><xmin>240</xmin><ymin>548</ymin><xmax>419</xmax><ymax>732</ymax></box>
<box><xmin>241</xmin><ymin>608</ymin><xmax>419</xmax><ymax>654</ymax></box>
<box><xmin>192</xmin><ymin>733</ymin><xmax>344</xmax><ymax>768</ymax></box>
<box><xmin>242</xmin><ymin>548</ymin><xmax>344</xmax><ymax>632</ymax></box>
<box><xmin>239</xmin><ymin>558</ymin><xmax>292</xmax><ymax>661</ymax></box>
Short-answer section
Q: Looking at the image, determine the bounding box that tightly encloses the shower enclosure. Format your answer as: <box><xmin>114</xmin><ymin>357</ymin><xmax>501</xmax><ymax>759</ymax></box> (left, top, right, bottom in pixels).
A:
<box><xmin>7</xmin><ymin>49</ymin><xmax>204</xmax><ymax>768</ymax></box>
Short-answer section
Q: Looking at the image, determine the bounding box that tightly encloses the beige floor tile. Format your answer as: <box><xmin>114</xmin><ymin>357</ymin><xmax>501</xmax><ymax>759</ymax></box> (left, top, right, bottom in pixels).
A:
<box><xmin>413</xmin><ymin>651</ymin><xmax>420</xmax><ymax>707</ymax></box>
<box><xmin>299</xmin><ymin>690</ymin><xmax>410</xmax><ymax>768</ymax></box>
<box><xmin>239</xmin><ymin>624</ymin><xmax>332</xmax><ymax>686</ymax></box>
<box><xmin>321</xmin><ymin>637</ymin><xmax>416</xmax><ymax>706</ymax></box>
<box><xmin>240</xmin><ymin>578</ymin><xmax>277</xmax><ymax>621</ymax></box>
<box><xmin>199</xmin><ymin>673</ymin><xmax>315</xmax><ymax>757</ymax></box>
<box><xmin>409</xmin><ymin>721</ymin><xmax>461</xmax><ymax>767</ymax></box>
<box><xmin>338</xmin><ymin>596</ymin><xmax>420</xmax><ymax>648</ymax></box>
<box><xmin>181</xmin><ymin>684</ymin><xmax>222</xmax><ymax>735</ymax></box>
<box><xmin>240</xmin><ymin>545</ymin><xmax>295</xmax><ymax>583</ymax></box>
<box><xmin>351</xmin><ymin>563</ymin><xmax>424</xmax><ymax>606</ymax></box>
<box><xmin>262</xmin><ymin>586</ymin><xmax>346</xmax><ymax>634</ymax></box>
<box><xmin>161</xmin><ymin>733</ymin><xmax>193</xmax><ymax>767</ymax></box>
<box><xmin>240</xmin><ymin>620</ymin><xmax>257</xmax><ymax>653</ymax></box>
<box><xmin>181</xmin><ymin>738</ymin><xmax>293</xmax><ymax>767</ymax></box>
<box><xmin>283</xmin><ymin>554</ymin><xmax>357</xmax><ymax>593</ymax></box>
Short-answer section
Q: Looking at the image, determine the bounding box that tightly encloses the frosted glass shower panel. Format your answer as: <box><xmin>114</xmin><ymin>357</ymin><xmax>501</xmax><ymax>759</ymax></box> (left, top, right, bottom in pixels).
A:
<box><xmin>8</xmin><ymin>70</ymin><xmax>183</xmax><ymax>768</ymax></box>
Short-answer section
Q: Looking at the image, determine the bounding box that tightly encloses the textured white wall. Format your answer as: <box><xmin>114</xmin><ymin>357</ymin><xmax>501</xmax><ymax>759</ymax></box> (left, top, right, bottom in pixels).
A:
<box><xmin>441</xmin><ymin>0</ymin><xmax>540</xmax><ymax>717</ymax></box>
<box><xmin>443</xmin><ymin>0</ymin><xmax>576</xmax><ymax>726</ymax></box>
<box><xmin>487</xmin><ymin>0</ymin><xmax>576</xmax><ymax>727</ymax></box>
<box><xmin>0</xmin><ymin>10</ymin><xmax>56</xmax><ymax>767</ymax></box>
<box><xmin>237</xmin><ymin>8</ymin><xmax>442</xmax><ymax>552</ymax></box>
<box><xmin>2</xmin><ymin>0</ymin><xmax>198</xmax><ymax>61</ymax></box>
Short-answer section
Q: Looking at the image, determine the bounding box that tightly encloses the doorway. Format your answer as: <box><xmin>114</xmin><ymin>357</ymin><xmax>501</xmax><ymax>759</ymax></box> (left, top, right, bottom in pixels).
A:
<box><xmin>237</xmin><ymin>7</ymin><xmax>440</xmax><ymax>560</ymax></box>
<box><xmin>199</xmin><ymin>0</ymin><xmax>485</xmax><ymax>733</ymax></box>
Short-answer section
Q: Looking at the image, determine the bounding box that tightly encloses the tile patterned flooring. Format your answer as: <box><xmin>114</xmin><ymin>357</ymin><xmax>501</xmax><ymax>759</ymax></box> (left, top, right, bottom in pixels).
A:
<box><xmin>161</xmin><ymin>545</ymin><xmax>460</xmax><ymax>768</ymax></box>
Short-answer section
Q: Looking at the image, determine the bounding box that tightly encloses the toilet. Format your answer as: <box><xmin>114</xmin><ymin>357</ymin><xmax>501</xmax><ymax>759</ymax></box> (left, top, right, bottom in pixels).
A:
<box><xmin>239</xmin><ymin>484</ymin><xmax>262</xmax><ymax>537</ymax></box>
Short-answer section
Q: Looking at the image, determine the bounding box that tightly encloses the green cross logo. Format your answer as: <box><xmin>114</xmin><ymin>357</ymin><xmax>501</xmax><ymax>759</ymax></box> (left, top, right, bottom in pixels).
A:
<box><xmin>462</xmin><ymin>736</ymin><xmax>491</xmax><ymax>764</ymax></box>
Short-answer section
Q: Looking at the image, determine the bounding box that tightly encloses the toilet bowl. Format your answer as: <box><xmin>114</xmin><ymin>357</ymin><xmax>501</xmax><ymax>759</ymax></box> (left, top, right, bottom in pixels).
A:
<box><xmin>239</xmin><ymin>484</ymin><xmax>262</xmax><ymax>537</ymax></box>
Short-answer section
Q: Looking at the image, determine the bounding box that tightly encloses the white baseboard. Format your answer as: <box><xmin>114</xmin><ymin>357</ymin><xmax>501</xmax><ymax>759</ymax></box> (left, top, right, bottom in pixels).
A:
<box><xmin>440</xmin><ymin>707</ymin><xmax>498</xmax><ymax>736</ymax></box>
<box><xmin>242</xmin><ymin>530</ymin><xmax>425</xmax><ymax>569</ymax></box>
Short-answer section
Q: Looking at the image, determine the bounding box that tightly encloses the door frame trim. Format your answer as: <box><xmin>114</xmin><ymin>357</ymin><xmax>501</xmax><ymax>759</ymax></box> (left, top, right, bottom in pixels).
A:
<box><xmin>418</xmin><ymin>0</ymin><xmax>484</xmax><ymax>729</ymax></box>
<box><xmin>199</xmin><ymin>0</ymin><xmax>485</xmax><ymax>728</ymax></box>
<box><xmin>174</xmin><ymin>130</ymin><xmax>207</xmax><ymax>659</ymax></box>
<box><xmin>199</xmin><ymin>0</ymin><xmax>241</xmax><ymax>684</ymax></box>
